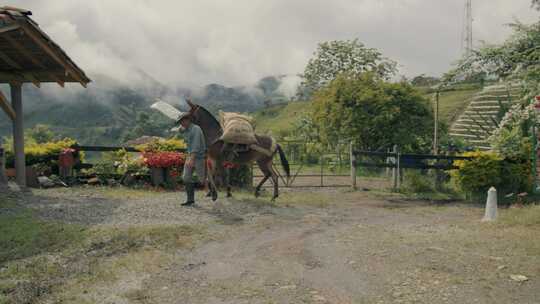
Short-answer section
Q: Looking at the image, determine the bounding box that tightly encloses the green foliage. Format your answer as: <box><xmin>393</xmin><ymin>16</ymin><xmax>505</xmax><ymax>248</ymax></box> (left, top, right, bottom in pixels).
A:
<box><xmin>311</xmin><ymin>73</ymin><xmax>434</xmax><ymax>152</ymax></box>
<box><xmin>3</xmin><ymin>137</ymin><xmax>79</xmax><ymax>168</ymax></box>
<box><xmin>411</xmin><ymin>74</ymin><xmax>440</xmax><ymax>87</ymax></box>
<box><xmin>135</xmin><ymin>138</ymin><xmax>186</xmax><ymax>152</ymax></box>
<box><xmin>298</xmin><ymin>39</ymin><xmax>397</xmax><ymax>99</ymax></box>
<box><xmin>228</xmin><ymin>164</ymin><xmax>252</xmax><ymax>187</ymax></box>
<box><xmin>25</xmin><ymin>124</ymin><xmax>55</xmax><ymax>144</ymax></box>
<box><xmin>451</xmin><ymin>151</ymin><xmax>532</xmax><ymax>198</ymax></box>
<box><xmin>451</xmin><ymin>151</ymin><xmax>503</xmax><ymax>195</ymax></box>
<box><xmin>403</xmin><ymin>170</ymin><xmax>435</xmax><ymax>193</ymax></box>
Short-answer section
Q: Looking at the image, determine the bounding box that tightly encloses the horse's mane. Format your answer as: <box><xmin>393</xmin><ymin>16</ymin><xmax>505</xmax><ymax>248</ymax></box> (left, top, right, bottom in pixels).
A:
<box><xmin>193</xmin><ymin>105</ymin><xmax>223</xmax><ymax>145</ymax></box>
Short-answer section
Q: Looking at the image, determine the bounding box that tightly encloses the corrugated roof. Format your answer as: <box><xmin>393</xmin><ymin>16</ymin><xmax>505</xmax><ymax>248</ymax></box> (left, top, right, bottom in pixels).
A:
<box><xmin>0</xmin><ymin>6</ymin><xmax>91</xmax><ymax>87</ymax></box>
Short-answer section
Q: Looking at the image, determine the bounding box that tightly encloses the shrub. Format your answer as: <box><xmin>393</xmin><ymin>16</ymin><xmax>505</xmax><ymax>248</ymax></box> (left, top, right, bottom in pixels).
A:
<box><xmin>451</xmin><ymin>151</ymin><xmax>532</xmax><ymax>199</ymax></box>
<box><xmin>3</xmin><ymin>138</ymin><xmax>80</xmax><ymax>168</ymax></box>
<box><xmin>135</xmin><ymin>138</ymin><xmax>186</xmax><ymax>152</ymax></box>
<box><xmin>403</xmin><ymin>170</ymin><xmax>435</xmax><ymax>193</ymax></box>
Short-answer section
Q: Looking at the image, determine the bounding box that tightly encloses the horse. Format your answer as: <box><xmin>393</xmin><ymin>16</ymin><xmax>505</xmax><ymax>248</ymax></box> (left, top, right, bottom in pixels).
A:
<box><xmin>184</xmin><ymin>100</ymin><xmax>290</xmax><ymax>201</ymax></box>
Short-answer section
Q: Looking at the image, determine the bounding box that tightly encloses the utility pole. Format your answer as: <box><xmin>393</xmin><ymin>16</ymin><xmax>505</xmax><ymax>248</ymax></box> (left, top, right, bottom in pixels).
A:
<box><xmin>433</xmin><ymin>90</ymin><xmax>440</xmax><ymax>155</ymax></box>
<box><xmin>462</xmin><ymin>0</ymin><xmax>473</xmax><ymax>57</ymax></box>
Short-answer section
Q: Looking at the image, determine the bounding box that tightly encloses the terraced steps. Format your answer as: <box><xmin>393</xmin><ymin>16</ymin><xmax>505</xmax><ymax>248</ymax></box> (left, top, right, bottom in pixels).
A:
<box><xmin>449</xmin><ymin>82</ymin><xmax>523</xmax><ymax>150</ymax></box>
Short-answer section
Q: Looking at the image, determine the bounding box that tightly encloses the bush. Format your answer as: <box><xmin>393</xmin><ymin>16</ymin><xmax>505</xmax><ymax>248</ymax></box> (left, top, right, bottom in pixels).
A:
<box><xmin>403</xmin><ymin>170</ymin><xmax>435</xmax><ymax>193</ymax></box>
<box><xmin>3</xmin><ymin>138</ymin><xmax>80</xmax><ymax>168</ymax></box>
<box><xmin>451</xmin><ymin>151</ymin><xmax>532</xmax><ymax>199</ymax></box>
<box><xmin>135</xmin><ymin>138</ymin><xmax>186</xmax><ymax>152</ymax></box>
<box><xmin>228</xmin><ymin>164</ymin><xmax>252</xmax><ymax>187</ymax></box>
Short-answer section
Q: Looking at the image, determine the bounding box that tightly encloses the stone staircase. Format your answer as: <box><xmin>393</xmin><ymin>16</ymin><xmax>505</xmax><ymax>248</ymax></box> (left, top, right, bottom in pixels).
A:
<box><xmin>449</xmin><ymin>82</ymin><xmax>523</xmax><ymax>150</ymax></box>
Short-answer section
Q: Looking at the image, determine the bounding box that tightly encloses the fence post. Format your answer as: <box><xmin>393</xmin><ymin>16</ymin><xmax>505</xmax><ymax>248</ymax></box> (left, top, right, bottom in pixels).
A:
<box><xmin>320</xmin><ymin>153</ymin><xmax>324</xmax><ymax>187</ymax></box>
<box><xmin>392</xmin><ymin>145</ymin><xmax>398</xmax><ymax>190</ymax></box>
<box><xmin>350</xmin><ymin>142</ymin><xmax>357</xmax><ymax>190</ymax></box>
<box><xmin>0</xmin><ymin>147</ymin><xmax>7</xmax><ymax>188</ymax></box>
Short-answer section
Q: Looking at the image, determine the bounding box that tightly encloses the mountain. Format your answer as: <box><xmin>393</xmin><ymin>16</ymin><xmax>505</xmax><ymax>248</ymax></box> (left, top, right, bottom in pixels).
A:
<box><xmin>0</xmin><ymin>74</ymin><xmax>296</xmax><ymax>145</ymax></box>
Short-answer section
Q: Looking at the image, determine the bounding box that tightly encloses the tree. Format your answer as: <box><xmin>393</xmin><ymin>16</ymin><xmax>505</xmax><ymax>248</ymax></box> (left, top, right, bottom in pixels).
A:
<box><xmin>298</xmin><ymin>39</ymin><xmax>397</xmax><ymax>100</ymax></box>
<box><xmin>311</xmin><ymin>73</ymin><xmax>434</xmax><ymax>152</ymax></box>
<box><xmin>26</xmin><ymin>124</ymin><xmax>55</xmax><ymax>144</ymax></box>
<box><xmin>410</xmin><ymin>74</ymin><xmax>440</xmax><ymax>87</ymax></box>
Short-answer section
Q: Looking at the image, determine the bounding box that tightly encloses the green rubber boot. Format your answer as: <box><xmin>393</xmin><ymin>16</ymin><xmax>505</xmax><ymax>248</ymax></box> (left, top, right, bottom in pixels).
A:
<box><xmin>181</xmin><ymin>183</ymin><xmax>195</xmax><ymax>206</ymax></box>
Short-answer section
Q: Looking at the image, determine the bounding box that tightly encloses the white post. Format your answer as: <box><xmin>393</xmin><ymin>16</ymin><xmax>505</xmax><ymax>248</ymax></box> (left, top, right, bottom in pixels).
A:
<box><xmin>482</xmin><ymin>187</ymin><xmax>498</xmax><ymax>221</ymax></box>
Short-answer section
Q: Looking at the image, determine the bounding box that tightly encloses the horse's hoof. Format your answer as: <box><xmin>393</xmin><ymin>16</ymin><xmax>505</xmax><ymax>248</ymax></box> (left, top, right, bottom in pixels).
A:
<box><xmin>254</xmin><ymin>190</ymin><xmax>260</xmax><ymax>198</ymax></box>
<box><xmin>206</xmin><ymin>192</ymin><xmax>212</xmax><ymax>198</ymax></box>
<box><xmin>227</xmin><ymin>193</ymin><xmax>232</xmax><ymax>198</ymax></box>
<box><xmin>212</xmin><ymin>192</ymin><xmax>218</xmax><ymax>201</ymax></box>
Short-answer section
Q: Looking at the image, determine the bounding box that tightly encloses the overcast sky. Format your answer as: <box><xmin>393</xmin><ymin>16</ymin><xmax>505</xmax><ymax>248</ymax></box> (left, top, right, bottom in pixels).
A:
<box><xmin>12</xmin><ymin>0</ymin><xmax>540</xmax><ymax>88</ymax></box>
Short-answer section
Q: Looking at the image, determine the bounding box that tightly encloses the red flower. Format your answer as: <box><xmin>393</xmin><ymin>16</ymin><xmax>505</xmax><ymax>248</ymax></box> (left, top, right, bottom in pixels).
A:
<box><xmin>223</xmin><ymin>161</ymin><xmax>238</xmax><ymax>169</ymax></box>
<box><xmin>142</xmin><ymin>152</ymin><xmax>185</xmax><ymax>168</ymax></box>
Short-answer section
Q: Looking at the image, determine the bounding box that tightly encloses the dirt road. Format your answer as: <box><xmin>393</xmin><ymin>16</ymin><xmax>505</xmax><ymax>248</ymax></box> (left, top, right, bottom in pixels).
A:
<box><xmin>6</xmin><ymin>187</ymin><xmax>540</xmax><ymax>303</ymax></box>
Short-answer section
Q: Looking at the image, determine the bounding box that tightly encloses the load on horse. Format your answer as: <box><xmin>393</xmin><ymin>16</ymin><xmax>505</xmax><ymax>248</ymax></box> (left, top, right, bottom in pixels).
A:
<box><xmin>151</xmin><ymin>98</ymin><xmax>290</xmax><ymax>202</ymax></box>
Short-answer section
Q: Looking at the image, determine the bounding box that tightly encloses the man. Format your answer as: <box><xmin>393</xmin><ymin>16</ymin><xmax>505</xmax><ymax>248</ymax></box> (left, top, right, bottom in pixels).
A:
<box><xmin>177</xmin><ymin>112</ymin><xmax>207</xmax><ymax>206</ymax></box>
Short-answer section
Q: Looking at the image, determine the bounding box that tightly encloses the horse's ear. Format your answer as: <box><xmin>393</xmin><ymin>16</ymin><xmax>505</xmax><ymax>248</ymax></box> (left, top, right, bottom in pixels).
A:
<box><xmin>186</xmin><ymin>97</ymin><xmax>196</xmax><ymax>109</ymax></box>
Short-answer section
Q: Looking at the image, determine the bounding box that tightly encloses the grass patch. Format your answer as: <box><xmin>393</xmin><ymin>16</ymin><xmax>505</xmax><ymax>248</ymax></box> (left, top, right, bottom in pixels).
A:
<box><xmin>498</xmin><ymin>205</ymin><xmax>540</xmax><ymax>227</ymax></box>
<box><xmin>422</xmin><ymin>88</ymin><xmax>481</xmax><ymax>124</ymax></box>
<box><xmin>253</xmin><ymin>101</ymin><xmax>310</xmax><ymax>136</ymax></box>
<box><xmin>0</xmin><ymin>200</ymin><xmax>84</xmax><ymax>265</ymax></box>
<box><xmin>0</xmin><ymin>194</ymin><xmax>207</xmax><ymax>303</ymax></box>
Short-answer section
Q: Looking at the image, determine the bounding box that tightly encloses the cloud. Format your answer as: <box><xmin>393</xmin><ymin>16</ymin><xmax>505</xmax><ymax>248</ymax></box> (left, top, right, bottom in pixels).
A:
<box><xmin>12</xmin><ymin>0</ymin><xmax>540</xmax><ymax>89</ymax></box>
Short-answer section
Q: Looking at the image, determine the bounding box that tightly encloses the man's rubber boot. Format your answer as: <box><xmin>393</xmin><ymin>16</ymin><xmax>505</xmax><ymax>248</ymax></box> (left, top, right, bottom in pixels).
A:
<box><xmin>181</xmin><ymin>183</ymin><xmax>195</xmax><ymax>206</ymax></box>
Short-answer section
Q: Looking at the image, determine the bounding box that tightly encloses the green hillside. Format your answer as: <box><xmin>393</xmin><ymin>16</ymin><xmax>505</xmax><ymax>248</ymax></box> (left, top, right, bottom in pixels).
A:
<box><xmin>253</xmin><ymin>87</ymin><xmax>482</xmax><ymax>138</ymax></box>
<box><xmin>253</xmin><ymin>101</ymin><xmax>311</xmax><ymax>136</ymax></box>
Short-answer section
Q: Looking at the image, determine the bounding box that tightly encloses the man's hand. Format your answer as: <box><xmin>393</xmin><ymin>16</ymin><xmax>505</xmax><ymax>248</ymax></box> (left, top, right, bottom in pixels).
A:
<box><xmin>186</xmin><ymin>157</ymin><xmax>195</xmax><ymax>168</ymax></box>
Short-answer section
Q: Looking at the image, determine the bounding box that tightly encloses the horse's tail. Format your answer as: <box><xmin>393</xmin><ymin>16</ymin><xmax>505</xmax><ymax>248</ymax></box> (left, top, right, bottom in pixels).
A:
<box><xmin>276</xmin><ymin>144</ymin><xmax>290</xmax><ymax>179</ymax></box>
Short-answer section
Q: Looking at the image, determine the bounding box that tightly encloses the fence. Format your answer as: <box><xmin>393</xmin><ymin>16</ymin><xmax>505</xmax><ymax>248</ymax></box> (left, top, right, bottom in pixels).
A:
<box><xmin>254</xmin><ymin>141</ymin><xmax>474</xmax><ymax>190</ymax></box>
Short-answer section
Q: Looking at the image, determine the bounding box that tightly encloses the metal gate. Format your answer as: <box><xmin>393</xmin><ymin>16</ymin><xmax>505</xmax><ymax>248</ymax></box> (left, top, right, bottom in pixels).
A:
<box><xmin>252</xmin><ymin>141</ymin><xmax>355</xmax><ymax>188</ymax></box>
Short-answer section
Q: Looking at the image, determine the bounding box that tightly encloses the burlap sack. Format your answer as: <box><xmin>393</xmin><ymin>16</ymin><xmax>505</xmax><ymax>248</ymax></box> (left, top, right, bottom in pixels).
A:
<box><xmin>219</xmin><ymin>111</ymin><xmax>257</xmax><ymax>144</ymax></box>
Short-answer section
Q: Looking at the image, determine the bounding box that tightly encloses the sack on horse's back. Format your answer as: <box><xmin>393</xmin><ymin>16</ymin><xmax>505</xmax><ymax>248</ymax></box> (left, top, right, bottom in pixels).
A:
<box><xmin>219</xmin><ymin>111</ymin><xmax>257</xmax><ymax>145</ymax></box>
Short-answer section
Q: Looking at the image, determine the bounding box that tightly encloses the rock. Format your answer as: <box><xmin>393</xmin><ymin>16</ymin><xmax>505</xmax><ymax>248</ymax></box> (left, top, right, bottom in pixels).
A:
<box><xmin>106</xmin><ymin>179</ymin><xmax>118</xmax><ymax>186</ymax></box>
<box><xmin>313</xmin><ymin>295</ymin><xmax>326</xmax><ymax>302</ymax></box>
<box><xmin>510</xmin><ymin>274</ymin><xmax>528</xmax><ymax>282</ymax></box>
<box><xmin>87</xmin><ymin>177</ymin><xmax>101</xmax><ymax>185</ymax></box>
<box><xmin>38</xmin><ymin>176</ymin><xmax>55</xmax><ymax>188</ymax></box>
<box><xmin>497</xmin><ymin>265</ymin><xmax>507</xmax><ymax>271</ymax></box>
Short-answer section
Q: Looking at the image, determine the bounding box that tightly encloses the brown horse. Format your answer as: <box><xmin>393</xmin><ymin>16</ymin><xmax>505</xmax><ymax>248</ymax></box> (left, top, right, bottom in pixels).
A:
<box><xmin>185</xmin><ymin>100</ymin><xmax>290</xmax><ymax>201</ymax></box>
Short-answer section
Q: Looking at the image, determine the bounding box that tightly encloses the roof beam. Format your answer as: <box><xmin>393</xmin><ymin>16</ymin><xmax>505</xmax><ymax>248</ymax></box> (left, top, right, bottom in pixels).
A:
<box><xmin>0</xmin><ymin>49</ymin><xmax>22</xmax><ymax>69</ymax></box>
<box><xmin>0</xmin><ymin>89</ymin><xmax>15</xmax><ymax>120</ymax></box>
<box><xmin>2</xmin><ymin>34</ymin><xmax>47</xmax><ymax>68</ymax></box>
<box><xmin>0</xmin><ymin>70</ymin><xmax>64</xmax><ymax>87</ymax></box>
<box><xmin>0</xmin><ymin>24</ymin><xmax>21</xmax><ymax>34</ymax></box>
<box><xmin>19</xmin><ymin>23</ymin><xmax>88</xmax><ymax>88</ymax></box>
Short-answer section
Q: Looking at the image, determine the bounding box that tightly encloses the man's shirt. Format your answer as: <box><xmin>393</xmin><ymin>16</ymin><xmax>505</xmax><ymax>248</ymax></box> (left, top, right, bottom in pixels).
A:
<box><xmin>183</xmin><ymin>123</ymin><xmax>207</xmax><ymax>159</ymax></box>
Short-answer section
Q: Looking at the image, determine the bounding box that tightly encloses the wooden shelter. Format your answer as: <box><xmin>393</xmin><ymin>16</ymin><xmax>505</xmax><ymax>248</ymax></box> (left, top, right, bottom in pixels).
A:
<box><xmin>0</xmin><ymin>6</ymin><xmax>90</xmax><ymax>186</ymax></box>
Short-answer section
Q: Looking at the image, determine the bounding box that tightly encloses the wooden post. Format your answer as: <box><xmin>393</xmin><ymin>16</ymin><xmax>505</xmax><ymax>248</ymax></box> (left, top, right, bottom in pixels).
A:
<box><xmin>0</xmin><ymin>147</ymin><xmax>7</xmax><ymax>188</ymax></box>
<box><xmin>350</xmin><ymin>142</ymin><xmax>357</xmax><ymax>190</ymax></box>
<box><xmin>11</xmin><ymin>83</ymin><xmax>25</xmax><ymax>187</ymax></box>
<box><xmin>392</xmin><ymin>145</ymin><xmax>398</xmax><ymax>190</ymax></box>
<box><xmin>320</xmin><ymin>153</ymin><xmax>324</xmax><ymax>187</ymax></box>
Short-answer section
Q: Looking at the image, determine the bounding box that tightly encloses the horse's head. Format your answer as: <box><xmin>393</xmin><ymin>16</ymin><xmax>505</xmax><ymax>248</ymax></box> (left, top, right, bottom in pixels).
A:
<box><xmin>185</xmin><ymin>98</ymin><xmax>223</xmax><ymax>145</ymax></box>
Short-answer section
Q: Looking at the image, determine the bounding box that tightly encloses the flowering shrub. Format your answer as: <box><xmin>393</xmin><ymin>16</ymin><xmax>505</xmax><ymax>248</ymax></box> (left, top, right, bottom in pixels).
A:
<box><xmin>142</xmin><ymin>152</ymin><xmax>185</xmax><ymax>168</ymax></box>
<box><xmin>4</xmin><ymin>138</ymin><xmax>80</xmax><ymax>167</ymax></box>
<box><xmin>136</xmin><ymin>139</ymin><xmax>186</xmax><ymax>153</ymax></box>
<box><xmin>488</xmin><ymin>97</ymin><xmax>538</xmax><ymax>159</ymax></box>
<box><xmin>451</xmin><ymin>151</ymin><xmax>532</xmax><ymax>199</ymax></box>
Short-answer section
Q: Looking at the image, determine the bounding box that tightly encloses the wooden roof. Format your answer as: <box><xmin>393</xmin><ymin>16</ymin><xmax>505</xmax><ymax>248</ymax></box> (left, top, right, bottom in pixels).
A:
<box><xmin>0</xmin><ymin>6</ymin><xmax>90</xmax><ymax>87</ymax></box>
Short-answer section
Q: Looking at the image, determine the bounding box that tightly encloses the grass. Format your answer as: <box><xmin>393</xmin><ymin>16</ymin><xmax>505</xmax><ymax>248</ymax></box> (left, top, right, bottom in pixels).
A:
<box><xmin>0</xmin><ymin>199</ymin><xmax>84</xmax><ymax>265</ymax></box>
<box><xmin>0</xmin><ymin>194</ymin><xmax>207</xmax><ymax>304</ymax></box>
<box><xmin>426</xmin><ymin>88</ymin><xmax>481</xmax><ymax>124</ymax></box>
<box><xmin>253</xmin><ymin>101</ymin><xmax>311</xmax><ymax>136</ymax></box>
<box><xmin>499</xmin><ymin>204</ymin><xmax>540</xmax><ymax>227</ymax></box>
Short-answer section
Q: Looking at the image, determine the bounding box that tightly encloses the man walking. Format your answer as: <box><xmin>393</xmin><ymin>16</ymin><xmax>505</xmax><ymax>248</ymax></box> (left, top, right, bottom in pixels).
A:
<box><xmin>177</xmin><ymin>111</ymin><xmax>207</xmax><ymax>206</ymax></box>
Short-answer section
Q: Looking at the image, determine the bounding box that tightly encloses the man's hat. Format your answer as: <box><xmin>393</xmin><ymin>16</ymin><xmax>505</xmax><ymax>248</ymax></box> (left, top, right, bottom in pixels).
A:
<box><xmin>175</xmin><ymin>112</ymin><xmax>192</xmax><ymax>124</ymax></box>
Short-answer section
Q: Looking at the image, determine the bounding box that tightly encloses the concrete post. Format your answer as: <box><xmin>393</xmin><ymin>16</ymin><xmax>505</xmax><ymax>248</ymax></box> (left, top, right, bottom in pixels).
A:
<box><xmin>11</xmin><ymin>83</ymin><xmax>25</xmax><ymax>187</ymax></box>
<box><xmin>482</xmin><ymin>187</ymin><xmax>498</xmax><ymax>221</ymax></box>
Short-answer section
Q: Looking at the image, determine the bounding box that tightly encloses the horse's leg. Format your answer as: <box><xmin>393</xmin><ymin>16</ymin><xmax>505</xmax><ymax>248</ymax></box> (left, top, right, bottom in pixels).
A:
<box><xmin>226</xmin><ymin>167</ymin><xmax>232</xmax><ymax>198</ymax></box>
<box><xmin>255</xmin><ymin>160</ymin><xmax>271</xmax><ymax>198</ymax></box>
<box><xmin>269</xmin><ymin>161</ymin><xmax>279</xmax><ymax>201</ymax></box>
<box><xmin>206</xmin><ymin>159</ymin><xmax>219</xmax><ymax>201</ymax></box>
